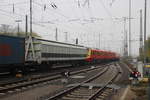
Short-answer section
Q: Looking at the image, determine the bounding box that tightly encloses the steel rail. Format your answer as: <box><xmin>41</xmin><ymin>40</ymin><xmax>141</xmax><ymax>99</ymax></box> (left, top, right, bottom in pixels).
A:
<box><xmin>0</xmin><ymin>64</ymin><xmax>110</xmax><ymax>95</ymax></box>
<box><xmin>45</xmin><ymin>66</ymin><xmax>109</xmax><ymax>100</ymax></box>
<box><xmin>0</xmin><ymin>63</ymin><xmax>110</xmax><ymax>86</ymax></box>
<box><xmin>88</xmin><ymin>64</ymin><xmax>120</xmax><ymax>100</ymax></box>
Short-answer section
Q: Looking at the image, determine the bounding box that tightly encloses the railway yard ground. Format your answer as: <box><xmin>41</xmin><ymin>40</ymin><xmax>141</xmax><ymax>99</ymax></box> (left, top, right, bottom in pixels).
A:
<box><xmin>0</xmin><ymin>0</ymin><xmax>149</xmax><ymax>99</ymax></box>
<box><xmin>111</xmin><ymin>62</ymin><xmax>148</xmax><ymax>100</ymax></box>
<box><xmin>0</xmin><ymin>61</ymin><xmax>147</xmax><ymax>100</ymax></box>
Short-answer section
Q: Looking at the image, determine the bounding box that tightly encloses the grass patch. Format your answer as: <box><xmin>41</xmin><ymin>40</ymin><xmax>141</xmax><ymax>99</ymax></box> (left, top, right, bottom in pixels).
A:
<box><xmin>130</xmin><ymin>82</ymin><xmax>148</xmax><ymax>100</ymax></box>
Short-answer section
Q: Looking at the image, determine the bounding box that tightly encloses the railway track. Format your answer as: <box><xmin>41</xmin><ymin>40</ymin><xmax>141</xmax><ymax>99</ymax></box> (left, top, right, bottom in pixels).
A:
<box><xmin>0</xmin><ymin>64</ymin><xmax>91</xmax><ymax>86</ymax></box>
<box><xmin>0</xmin><ymin>63</ymin><xmax>111</xmax><ymax>97</ymax></box>
<box><xmin>45</xmin><ymin>63</ymin><xmax>120</xmax><ymax>100</ymax></box>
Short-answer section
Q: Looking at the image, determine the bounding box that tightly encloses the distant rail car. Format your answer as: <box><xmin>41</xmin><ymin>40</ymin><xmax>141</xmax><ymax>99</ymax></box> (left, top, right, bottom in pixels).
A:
<box><xmin>0</xmin><ymin>35</ymin><xmax>119</xmax><ymax>74</ymax></box>
<box><xmin>85</xmin><ymin>49</ymin><xmax>119</xmax><ymax>63</ymax></box>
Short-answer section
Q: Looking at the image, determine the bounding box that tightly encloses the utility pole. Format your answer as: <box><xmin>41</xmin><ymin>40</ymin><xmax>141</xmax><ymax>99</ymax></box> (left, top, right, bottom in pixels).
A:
<box><xmin>55</xmin><ymin>28</ymin><xmax>58</xmax><ymax>41</ymax></box>
<box><xmin>76</xmin><ymin>38</ymin><xmax>78</xmax><ymax>45</ymax></box>
<box><xmin>25</xmin><ymin>0</ymin><xmax>35</xmax><ymax>60</ymax></box>
<box><xmin>17</xmin><ymin>23</ymin><xmax>19</xmax><ymax>33</ymax></box>
<box><xmin>129</xmin><ymin>0</ymin><xmax>131</xmax><ymax>57</ymax></box>
<box><xmin>123</xmin><ymin>18</ymin><xmax>126</xmax><ymax>56</ymax></box>
<box><xmin>139</xmin><ymin>10</ymin><xmax>143</xmax><ymax>57</ymax></box>
<box><xmin>65</xmin><ymin>32</ymin><xmax>68</xmax><ymax>43</ymax></box>
<box><xmin>144</xmin><ymin>0</ymin><xmax>147</xmax><ymax>63</ymax></box>
<box><xmin>87</xmin><ymin>0</ymin><xmax>89</xmax><ymax>8</ymax></box>
<box><xmin>25</xmin><ymin>15</ymin><xmax>28</xmax><ymax>37</ymax></box>
<box><xmin>143</xmin><ymin>0</ymin><xmax>150</xmax><ymax>99</ymax></box>
<box><xmin>83</xmin><ymin>0</ymin><xmax>90</xmax><ymax>7</ymax></box>
<box><xmin>78</xmin><ymin>0</ymin><xmax>80</xmax><ymax>8</ymax></box>
<box><xmin>30</xmin><ymin>0</ymin><xmax>32</xmax><ymax>35</ymax></box>
<box><xmin>15</xmin><ymin>20</ymin><xmax>22</xmax><ymax>36</ymax></box>
<box><xmin>123</xmin><ymin>17</ymin><xmax>128</xmax><ymax>57</ymax></box>
<box><xmin>99</xmin><ymin>33</ymin><xmax>100</xmax><ymax>49</ymax></box>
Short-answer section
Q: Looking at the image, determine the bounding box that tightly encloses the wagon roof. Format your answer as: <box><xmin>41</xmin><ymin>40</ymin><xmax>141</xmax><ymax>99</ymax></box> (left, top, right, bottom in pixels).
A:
<box><xmin>36</xmin><ymin>37</ymin><xmax>86</xmax><ymax>48</ymax></box>
<box><xmin>0</xmin><ymin>34</ymin><xmax>24</xmax><ymax>39</ymax></box>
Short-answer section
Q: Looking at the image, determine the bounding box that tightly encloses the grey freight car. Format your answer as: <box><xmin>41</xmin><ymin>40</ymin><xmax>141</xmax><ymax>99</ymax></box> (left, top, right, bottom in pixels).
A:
<box><xmin>25</xmin><ymin>38</ymin><xmax>88</xmax><ymax>65</ymax></box>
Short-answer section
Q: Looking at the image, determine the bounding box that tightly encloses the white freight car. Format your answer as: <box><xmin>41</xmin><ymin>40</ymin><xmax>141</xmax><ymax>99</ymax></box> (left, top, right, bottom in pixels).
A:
<box><xmin>26</xmin><ymin>37</ymin><xmax>88</xmax><ymax>65</ymax></box>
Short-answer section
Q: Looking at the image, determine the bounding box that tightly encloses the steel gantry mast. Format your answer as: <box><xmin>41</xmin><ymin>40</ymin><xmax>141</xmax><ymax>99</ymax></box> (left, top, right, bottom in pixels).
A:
<box><xmin>129</xmin><ymin>0</ymin><xmax>131</xmax><ymax>56</ymax></box>
<box><xmin>144</xmin><ymin>0</ymin><xmax>147</xmax><ymax>63</ymax></box>
<box><xmin>25</xmin><ymin>0</ymin><xmax>36</xmax><ymax>61</ymax></box>
<box><xmin>139</xmin><ymin>9</ymin><xmax>143</xmax><ymax>57</ymax></box>
<box><xmin>123</xmin><ymin>17</ymin><xmax>128</xmax><ymax>57</ymax></box>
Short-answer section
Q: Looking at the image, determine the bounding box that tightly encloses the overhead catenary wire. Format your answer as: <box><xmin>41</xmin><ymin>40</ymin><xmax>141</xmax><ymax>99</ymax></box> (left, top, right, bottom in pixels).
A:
<box><xmin>98</xmin><ymin>0</ymin><xmax>114</xmax><ymax>20</ymax></box>
<box><xmin>0</xmin><ymin>0</ymin><xmax>109</xmax><ymax>47</ymax></box>
<box><xmin>0</xmin><ymin>8</ymin><xmax>24</xmax><ymax>17</ymax></box>
<box><xmin>0</xmin><ymin>0</ymin><xmax>133</xmax><ymax>52</ymax></box>
<box><xmin>27</xmin><ymin>0</ymin><xmax>106</xmax><ymax>31</ymax></box>
<box><xmin>31</xmin><ymin>1</ymin><xmax>97</xmax><ymax>33</ymax></box>
<box><xmin>0</xmin><ymin>8</ymin><xmax>43</xmax><ymax>25</ymax></box>
<box><xmin>33</xmin><ymin>1</ymin><xmax>70</xmax><ymax>19</ymax></box>
<box><xmin>0</xmin><ymin>11</ymin><xmax>17</xmax><ymax>19</ymax></box>
<box><xmin>0</xmin><ymin>1</ymin><xmax>28</xmax><ymax>6</ymax></box>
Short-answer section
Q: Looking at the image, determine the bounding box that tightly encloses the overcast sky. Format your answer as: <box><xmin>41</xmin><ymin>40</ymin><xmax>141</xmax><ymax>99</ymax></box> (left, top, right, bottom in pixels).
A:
<box><xmin>0</xmin><ymin>0</ymin><xmax>149</xmax><ymax>56</ymax></box>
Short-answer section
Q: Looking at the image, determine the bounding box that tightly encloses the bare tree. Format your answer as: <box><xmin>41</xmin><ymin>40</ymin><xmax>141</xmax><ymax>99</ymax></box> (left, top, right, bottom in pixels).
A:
<box><xmin>0</xmin><ymin>24</ymin><xmax>10</xmax><ymax>33</ymax></box>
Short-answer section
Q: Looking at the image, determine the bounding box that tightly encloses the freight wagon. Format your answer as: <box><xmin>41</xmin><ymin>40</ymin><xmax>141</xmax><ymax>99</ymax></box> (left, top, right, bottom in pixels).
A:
<box><xmin>0</xmin><ymin>35</ymin><xmax>119</xmax><ymax>74</ymax></box>
<box><xmin>0</xmin><ymin>35</ymin><xmax>25</xmax><ymax>73</ymax></box>
<box><xmin>25</xmin><ymin>38</ymin><xmax>88</xmax><ymax>67</ymax></box>
<box><xmin>0</xmin><ymin>35</ymin><xmax>89</xmax><ymax>73</ymax></box>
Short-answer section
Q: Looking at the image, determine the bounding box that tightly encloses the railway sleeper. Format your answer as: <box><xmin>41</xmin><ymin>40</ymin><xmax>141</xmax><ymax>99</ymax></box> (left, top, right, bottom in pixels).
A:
<box><xmin>0</xmin><ymin>93</ymin><xmax>5</xmax><ymax>96</ymax></box>
<box><xmin>61</xmin><ymin>96</ymin><xmax>88</xmax><ymax>100</ymax></box>
<box><xmin>96</xmin><ymin>91</ymin><xmax>113</xmax><ymax>100</ymax></box>
<box><xmin>96</xmin><ymin>98</ymin><xmax>104</xmax><ymax>100</ymax></box>
<box><xmin>66</xmin><ymin>94</ymin><xmax>90</xmax><ymax>98</ymax></box>
<box><xmin>103</xmin><ymin>90</ymin><xmax>113</xmax><ymax>94</ymax></box>
<box><xmin>75</xmin><ymin>87</ymin><xmax>98</xmax><ymax>91</ymax></box>
<box><xmin>70</xmin><ymin>92</ymin><xmax>94</xmax><ymax>96</ymax></box>
<box><xmin>72</xmin><ymin>91</ymin><xmax>97</xmax><ymax>95</ymax></box>
<box><xmin>0</xmin><ymin>87</ymin><xmax>6</xmax><ymax>89</ymax></box>
<box><xmin>73</xmin><ymin>89</ymin><xmax>98</xmax><ymax>93</ymax></box>
<box><xmin>96</xmin><ymin>95</ymin><xmax>106</xmax><ymax>99</ymax></box>
<box><xmin>100</xmin><ymin>93</ymin><xmax>109</xmax><ymax>97</ymax></box>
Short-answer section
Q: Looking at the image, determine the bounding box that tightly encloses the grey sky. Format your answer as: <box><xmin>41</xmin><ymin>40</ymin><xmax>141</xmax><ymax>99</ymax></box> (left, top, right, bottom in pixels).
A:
<box><xmin>0</xmin><ymin>0</ymin><xmax>149</xmax><ymax>56</ymax></box>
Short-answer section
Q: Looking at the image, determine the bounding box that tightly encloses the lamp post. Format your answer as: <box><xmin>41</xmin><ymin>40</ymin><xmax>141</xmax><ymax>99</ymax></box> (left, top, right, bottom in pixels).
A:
<box><xmin>64</xmin><ymin>32</ymin><xmax>68</xmax><ymax>43</ymax></box>
<box><xmin>129</xmin><ymin>0</ymin><xmax>131</xmax><ymax>57</ymax></box>
<box><xmin>15</xmin><ymin>20</ymin><xmax>22</xmax><ymax>35</ymax></box>
<box><xmin>144</xmin><ymin>0</ymin><xmax>147</xmax><ymax>63</ymax></box>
